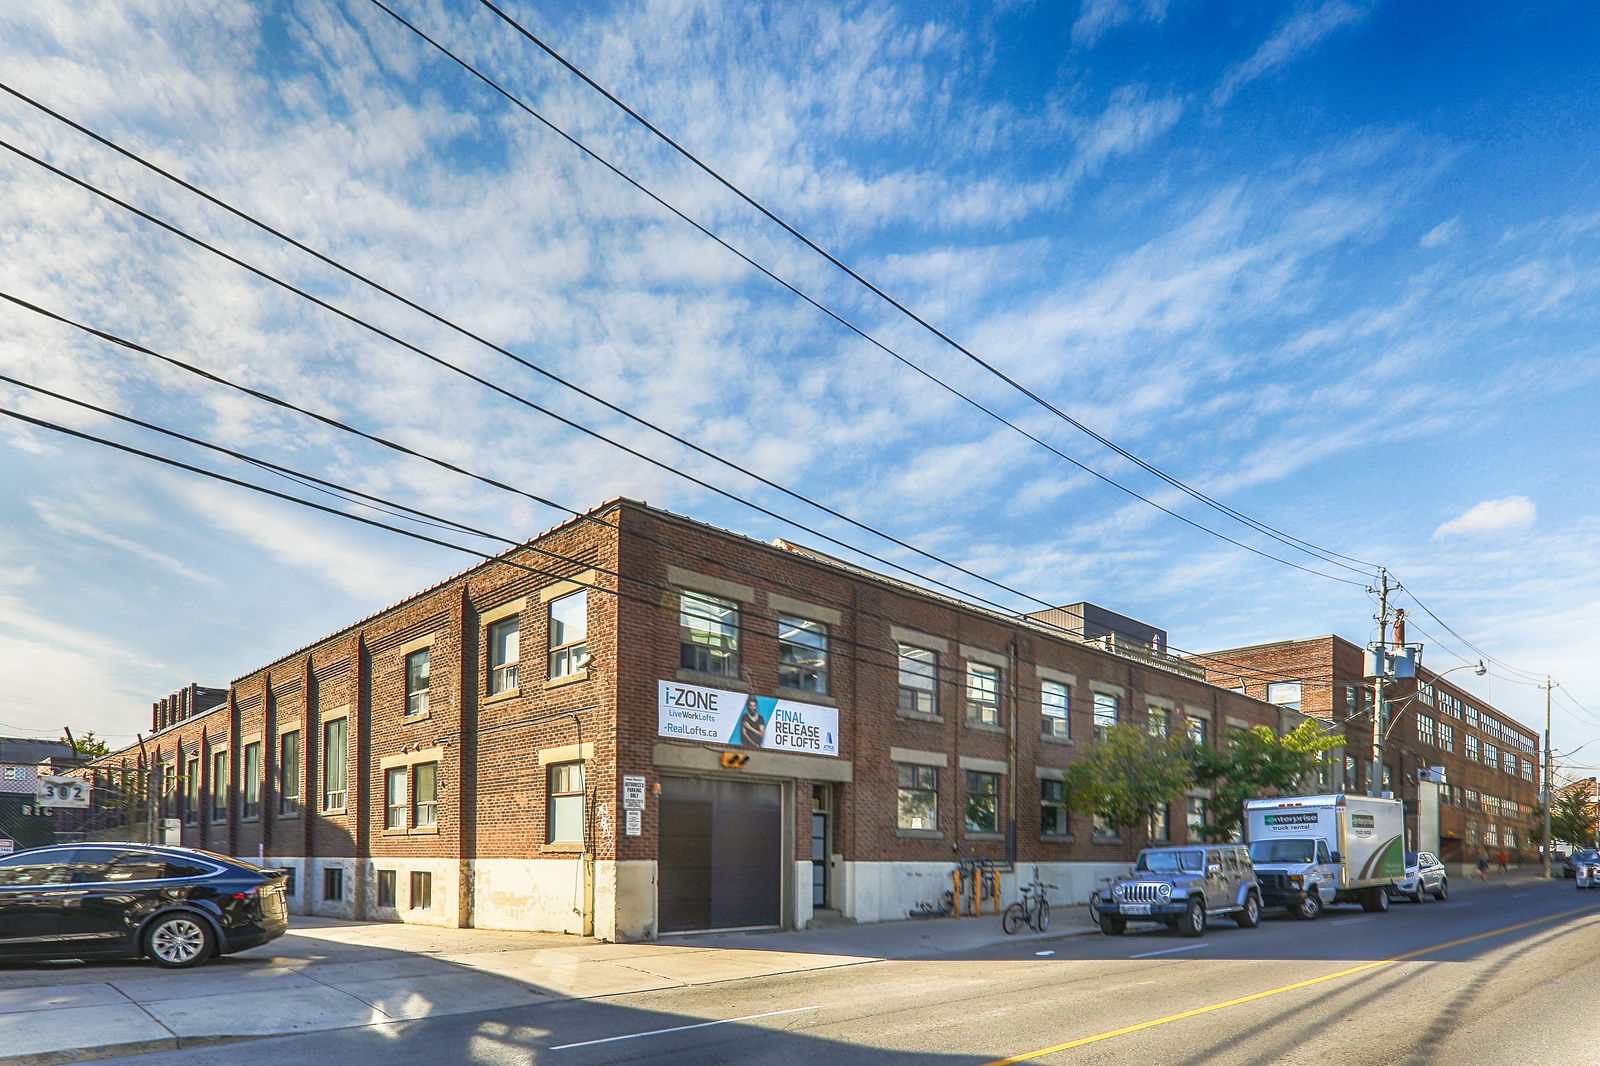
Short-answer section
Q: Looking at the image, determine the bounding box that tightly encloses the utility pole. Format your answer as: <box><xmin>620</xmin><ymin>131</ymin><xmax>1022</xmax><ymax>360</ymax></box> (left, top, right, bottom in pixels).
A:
<box><xmin>1541</xmin><ymin>676</ymin><xmax>1556</xmax><ymax>878</ymax></box>
<box><xmin>1370</xmin><ymin>568</ymin><xmax>1391</xmax><ymax>798</ymax></box>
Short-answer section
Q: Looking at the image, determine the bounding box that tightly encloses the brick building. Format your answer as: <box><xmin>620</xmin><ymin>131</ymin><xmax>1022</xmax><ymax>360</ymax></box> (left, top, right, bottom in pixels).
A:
<box><xmin>104</xmin><ymin>498</ymin><xmax>1305</xmax><ymax>939</ymax></box>
<box><xmin>1197</xmin><ymin>635</ymin><xmax>1541</xmax><ymax>867</ymax></box>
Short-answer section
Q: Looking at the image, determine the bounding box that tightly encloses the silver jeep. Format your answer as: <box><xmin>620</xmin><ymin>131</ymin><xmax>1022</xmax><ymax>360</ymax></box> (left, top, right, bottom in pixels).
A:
<box><xmin>1094</xmin><ymin>844</ymin><xmax>1262</xmax><ymax>937</ymax></box>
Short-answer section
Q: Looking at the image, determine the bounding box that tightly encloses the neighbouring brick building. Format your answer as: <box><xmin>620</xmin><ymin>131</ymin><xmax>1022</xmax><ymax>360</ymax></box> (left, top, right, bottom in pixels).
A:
<box><xmin>1198</xmin><ymin>635</ymin><xmax>1542</xmax><ymax>867</ymax></box>
<box><xmin>100</xmin><ymin>498</ymin><xmax>1309</xmax><ymax>939</ymax></box>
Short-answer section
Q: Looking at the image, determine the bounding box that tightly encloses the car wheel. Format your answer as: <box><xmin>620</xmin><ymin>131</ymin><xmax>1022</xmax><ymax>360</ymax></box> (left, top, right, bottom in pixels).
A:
<box><xmin>1432</xmin><ymin>878</ymin><xmax>1448</xmax><ymax>902</ymax></box>
<box><xmin>145</xmin><ymin>913</ymin><xmax>215</xmax><ymax>969</ymax></box>
<box><xmin>1178</xmin><ymin>898</ymin><xmax>1206</xmax><ymax>937</ymax></box>
<box><xmin>1097</xmin><ymin>912</ymin><xmax>1126</xmax><ymax>936</ymax></box>
<box><xmin>1234</xmin><ymin>893</ymin><xmax>1261</xmax><ymax>928</ymax></box>
<box><xmin>1295</xmin><ymin>891</ymin><xmax>1323</xmax><ymax>921</ymax></box>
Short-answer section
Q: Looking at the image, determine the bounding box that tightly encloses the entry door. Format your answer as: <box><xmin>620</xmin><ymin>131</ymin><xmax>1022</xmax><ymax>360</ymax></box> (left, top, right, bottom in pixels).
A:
<box><xmin>811</xmin><ymin>811</ymin><xmax>829</xmax><ymax>909</ymax></box>
<box><xmin>658</xmin><ymin>777</ymin><xmax>782</xmax><ymax>933</ymax></box>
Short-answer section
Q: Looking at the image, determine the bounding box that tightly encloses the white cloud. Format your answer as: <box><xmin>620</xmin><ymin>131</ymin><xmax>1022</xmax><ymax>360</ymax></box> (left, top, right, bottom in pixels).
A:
<box><xmin>1432</xmin><ymin>497</ymin><xmax>1537</xmax><ymax>539</ymax></box>
<box><xmin>1420</xmin><ymin>217</ymin><xmax>1460</xmax><ymax>248</ymax></box>
<box><xmin>1073</xmin><ymin>0</ymin><xmax>1173</xmax><ymax>46</ymax></box>
<box><xmin>1212</xmin><ymin>2</ymin><xmax>1369</xmax><ymax>109</ymax></box>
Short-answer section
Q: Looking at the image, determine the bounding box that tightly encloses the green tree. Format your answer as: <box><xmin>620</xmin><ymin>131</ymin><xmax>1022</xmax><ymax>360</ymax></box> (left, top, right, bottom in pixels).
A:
<box><xmin>58</xmin><ymin>732</ymin><xmax>112</xmax><ymax>760</ymax></box>
<box><xmin>1062</xmin><ymin>723</ymin><xmax>1196</xmax><ymax>840</ymax></box>
<box><xmin>1551</xmin><ymin>784</ymin><xmax>1597</xmax><ymax>847</ymax></box>
<box><xmin>1187</xmin><ymin>721</ymin><xmax>1346</xmax><ymax>842</ymax></box>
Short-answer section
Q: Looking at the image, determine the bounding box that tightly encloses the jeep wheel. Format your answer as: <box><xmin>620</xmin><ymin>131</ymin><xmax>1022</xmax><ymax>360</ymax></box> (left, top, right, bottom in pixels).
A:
<box><xmin>1177</xmin><ymin>898</ymin><xmax>1206</xmax><ymax>937</ymax></box>
<box><xmin>1097</xmin><ymin>912</ymin><xmax>1126</xmax><ymax>936</ymax></box>
<box><xmin>1233</xmin><ymin>892</ymin><xmax>1261</xmax><ymax>928</ymax></box>
<box><xmin>1432</xmin><ymin>878</ymin><xmax>1448</xmax><ymax>902</ymax></box>
<box><xmin>1295</xmin><ymin>891</ymin><xmax>1323</xmax><ymax>921</ymax></box>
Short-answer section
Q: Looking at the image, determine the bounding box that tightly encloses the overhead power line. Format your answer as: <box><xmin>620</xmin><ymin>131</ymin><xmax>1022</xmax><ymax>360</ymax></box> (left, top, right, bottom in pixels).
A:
<box><xmin>456</xmin><ymin>0</ymin><xmax>1380</xmax><ymax>578</ymax></box>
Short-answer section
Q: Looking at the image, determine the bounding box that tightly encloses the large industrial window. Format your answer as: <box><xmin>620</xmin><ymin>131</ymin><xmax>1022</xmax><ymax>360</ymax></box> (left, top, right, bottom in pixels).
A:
<box><xmin>1092</xmin><ymin>692</ymin><xmax>1119</xmax><ymax>741</ymax></box>
<box><xmin>1040</xmin><ymin>779</ymin><xmax>1068</xmax><ymax>836</ymax></box>
<box><xmin>679</xmin><ymin>590</ymin><xmax>738</xmax><ymax>677</ymax></box>
<box><xmin>966</xmin><ymin>664</ymin><xmax>1000</xmax><ymax>726</ymax></box>
<box><xmin>965</xmin><ymin>771</ymin><xmax>999</xmax><ymax>832</ymax></box>
<box><xmin>897</xmin><ymin>764</ymin><xmax>937</xmax><ymax>830</ymax></box>
<box><xmin>548</xmin><ymin>762</ymin><xmax>585</xmax><ymax>843</ymax></box>
<box><xmin>897</xmin><ymin>645</ymin><xmax>937</xmax><ymax>716</ymax></box>
<box><xmin>778</xmin><ymin>616</ymin><xmax>828</xmax><ymax>693</ymax></box>
<box><xmin>1041</xmin><ymin>681</ymin><xmax>1069</xmax><ymax>738</ymax></box>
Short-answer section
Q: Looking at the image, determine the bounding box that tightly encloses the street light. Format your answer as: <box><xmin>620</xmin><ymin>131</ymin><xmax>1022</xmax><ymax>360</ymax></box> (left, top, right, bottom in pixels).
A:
<box><xmin>1384</xmin><ymin>661</ymin><xmax>1484</xmax><ymax>856</ymax></box>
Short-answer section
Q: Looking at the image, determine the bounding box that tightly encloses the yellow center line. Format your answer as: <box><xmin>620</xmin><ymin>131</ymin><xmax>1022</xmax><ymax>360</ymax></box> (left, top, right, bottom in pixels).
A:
<box><xmin>980</xmin><ymin>903</ymin><xmax>1599</xmax><ymax>1065</ymax></box>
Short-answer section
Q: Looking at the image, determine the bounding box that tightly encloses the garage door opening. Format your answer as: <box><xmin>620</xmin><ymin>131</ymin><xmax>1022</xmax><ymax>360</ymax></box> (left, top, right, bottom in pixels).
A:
<box><xmin>658</xmin><ymin>776</ymin><xmax>782</xmax><ymax>933</ymax></box>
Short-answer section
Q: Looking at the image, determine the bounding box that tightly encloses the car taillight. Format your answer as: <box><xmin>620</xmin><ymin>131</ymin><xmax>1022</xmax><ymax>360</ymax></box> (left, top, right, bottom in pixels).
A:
<box><xmin>232</xmin><ymin>888</ymin><xmax>258</xmax><ymax>900</ymax></box>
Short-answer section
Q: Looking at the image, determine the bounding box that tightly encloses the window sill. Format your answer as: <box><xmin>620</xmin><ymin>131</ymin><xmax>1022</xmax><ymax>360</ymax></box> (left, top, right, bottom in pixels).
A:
<box><xmin>380</xmin><ymin>826</ymin><xmax>438</xmax><ymax>837</ymax></box>
<box><xmin>543</xmin><ymin>840</ymin><xmax>587</xmax><ymax>854</ymax></box>
<box><xmin>544</xmin><ymin>669</ymin><xmax>590</xmax><ymax>689</ymax></box>
<box><xmin>675</xmin><ymin>669</ymin><xmax>746</xmax><ymax>689</ymax></box>
<box><xmin>323</xmin><ymin>807</ymin><xmax>348</xmax><ymax>817</ymax></box>
<box><xmin>483</xmin><ymin>688</ymin><xmax>519</xmax><ymax>705</ymax></box>
<box><xmin>1040</xmin><ymin>734</ymin><xmax>1075</xmax><ymax>746</ymax></box>
<box><xmin>776</xmin><ymin>686</ymin><xmax>834</xmax><ymax>705</ymax></box>
<box><xmin>964</xmin><ymin>721</ymin><xmax>1006</xmax><ymax>735</ymax></box>
<box><xmin>1040</xmin><ymin>835</ymin><xmax>1074</xmax><ymax>844</ymax></box>
<box><xmin>277</xmin><ymin>811</ymin><xmax>303</xmax><ymax>821</ymax></box>
<box><xmin>402</xmin><ymin>711</ymin><xmax>433</xmax><ymax>724</ymax></box>
<box><xmin>896</xmin><ymin>710</ymin><xmax>943</xmax><ymax>724</ymax></box>
<box><xmin>895</xmin><ymin>828</ymin><xmax>943</xmax><ymax>840</ymax></box>
<box><xmin>964</xmin><ymin>831</ymin><xmax>1004</xmax><ymax>840</ymax></box>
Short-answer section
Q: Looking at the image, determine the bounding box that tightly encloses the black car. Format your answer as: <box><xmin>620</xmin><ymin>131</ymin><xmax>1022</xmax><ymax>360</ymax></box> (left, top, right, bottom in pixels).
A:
<box><xmin>0</xmin><ymin>843</ymin><xmax>288</xmax><ymax>968</ymax></box>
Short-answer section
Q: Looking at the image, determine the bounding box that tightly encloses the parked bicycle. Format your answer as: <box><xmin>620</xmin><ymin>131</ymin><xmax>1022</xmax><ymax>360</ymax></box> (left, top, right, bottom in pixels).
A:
<box><xmin>1002</xmin><ymin>870</ymin><xmax>1056</xmax><ymax>934</ymax></box>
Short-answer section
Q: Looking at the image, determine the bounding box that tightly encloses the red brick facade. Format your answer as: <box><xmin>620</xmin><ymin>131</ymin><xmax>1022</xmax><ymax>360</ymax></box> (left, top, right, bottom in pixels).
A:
<box><xmin>103</xmin><ymin>498</ymin><xmax>1302</xmax><ymax>938</ymax></box>
<box><xmin>1200</xmin><ymin>636</ymin><xmax>1542</xmax><ymax>867</ymax></box>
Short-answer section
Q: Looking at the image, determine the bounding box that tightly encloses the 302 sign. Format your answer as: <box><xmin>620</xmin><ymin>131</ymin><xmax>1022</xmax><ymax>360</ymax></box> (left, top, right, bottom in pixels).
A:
<box><xmin>36</xmin><ymin>776</ymin><xmax>90</xmax><ymax>809</ymax></box>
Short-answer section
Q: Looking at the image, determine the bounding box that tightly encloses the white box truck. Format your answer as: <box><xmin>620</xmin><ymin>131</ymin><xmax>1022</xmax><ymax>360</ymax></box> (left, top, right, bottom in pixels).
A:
<box><xmin>1244</xmin><ymin>794</ymin><xmax>1406</xmax><ymax>920</ymax></box>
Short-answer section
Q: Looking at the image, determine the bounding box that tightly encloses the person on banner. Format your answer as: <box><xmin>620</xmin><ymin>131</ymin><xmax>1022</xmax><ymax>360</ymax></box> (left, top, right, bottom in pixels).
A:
<box><xmin>735</xmin><ymin>694</ymin><xmax>769</xmax><ymax>747</ymax></box>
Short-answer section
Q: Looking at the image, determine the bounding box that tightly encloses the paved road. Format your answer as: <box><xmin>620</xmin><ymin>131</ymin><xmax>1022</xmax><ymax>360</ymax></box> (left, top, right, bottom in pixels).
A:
<box><xmin>82</xmin><ymin>878</ymin><xmax>1600</xmax><ymax>1064</ymax></box>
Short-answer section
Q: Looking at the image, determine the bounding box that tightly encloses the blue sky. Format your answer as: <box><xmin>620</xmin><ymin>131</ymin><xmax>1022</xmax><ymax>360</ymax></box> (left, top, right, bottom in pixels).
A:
<box><xmin>1</xmin><ymin>1</ymin><xmax>1598</xmax><ymax>780</ymax></box>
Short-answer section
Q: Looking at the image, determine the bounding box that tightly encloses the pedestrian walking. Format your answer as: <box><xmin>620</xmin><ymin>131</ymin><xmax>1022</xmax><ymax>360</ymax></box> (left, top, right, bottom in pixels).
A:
<box><xmin>1477</xmin><ymin>854</ymin><xmax>1490</xmax><ymax>883</ymax></box>
<box><xmin>1497</xmin><ymin>850</ymin><xmax>1508</xmax><ymax>873</ymax></box>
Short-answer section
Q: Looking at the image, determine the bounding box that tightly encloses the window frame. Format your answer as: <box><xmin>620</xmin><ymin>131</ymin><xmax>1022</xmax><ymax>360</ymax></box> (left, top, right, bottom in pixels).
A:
<box><xmin>1040</xmin><ymin>680</ymin><xmax>1070</xmax><ymax>739</ymax></box>
<box><xmin>548</xmin><ymin>761</ymin><xmax>585</xmax><ymax>844</ymax></box>
<box><xmin>896</xmin><ymin>644</ymin><xmax>938</xmax><ymax>716</ymax></box>
<box><xmin>548</xmin><ymin>590</ymin><xmax>589</xmax><ymax>680</ymax></box>
<box><xmin>414</xmin><ymin>762</ymin><xmax>439</xmax><ymax>828</ymax></box>
<box><xmin>278</xmin><ymin>730</ymin><xmax>301</xmax><ymax>817</ymax></box>
<box><xmin>965</xmin><ymin>663</ymin><xmax>1000</xmax><ymax>726</ymax></box>
<box><xmin>488</xmin><ymin>615</ymin><xmax>521</xmax><ymax>695</ymax></box>
<box><xmin>1092</xmin><ymin>691</ymin><xmax>1119</xmax><ymax>740</ymax></box>
<box><xmin>322</xmin><ymin>717</ymin><xmax>349</xmax><ymax>812</ymax></box>
<box><xmin>405</xmin><ymin>647</ymin><xmax>431</xmax><ymax>717</ymax></box>
<box><xmin>209</xmin><ymin>749</ymin><xmax>229</xmax><ymax>823</ymax></box>
<box><xmin>896</xmin><ymin>764</ymin><xmax>938</xmax><ymax>831</ymax></box>
<box><xmin>385</xmin><ymin>765</ymin><xmax>409</xmax><ymax>831</ymax></box>
<box><xmin>1040</xmin><ymin>778</ymin><xmax>1069</xmax><ymax>837</ymax></box>
<box><xmin>241</xmin><ymin>741</ymin><xmax>262</xmax><ymax>821</ymax></box>
<box><xmin>964</xmin><ymin>770</ymin><xmax>1000</xmax><ymax>832</ymax></box>
<box><xmin>777</xmin><ymin>615</ymin><xmax>829</xmax><ymax>694</ymax></box>
<box><xmin>678</xmin><ymin>589</ymin><xmax>739</xmax><ymax>677</ymax></box>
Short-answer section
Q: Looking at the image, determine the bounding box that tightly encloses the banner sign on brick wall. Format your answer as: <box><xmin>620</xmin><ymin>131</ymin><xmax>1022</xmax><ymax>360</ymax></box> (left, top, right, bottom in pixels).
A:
<box><xmin>658</xmin><ymin>681</ymin><xmax>839</xmax><ymax>757</ymax></box>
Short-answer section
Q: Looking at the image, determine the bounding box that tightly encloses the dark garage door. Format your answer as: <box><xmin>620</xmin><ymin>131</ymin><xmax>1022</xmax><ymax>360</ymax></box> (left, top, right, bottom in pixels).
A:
<box><xmin>658</xmin><ymin>777</ymin><xmax>782</xmax><ymax>933</ymax></box>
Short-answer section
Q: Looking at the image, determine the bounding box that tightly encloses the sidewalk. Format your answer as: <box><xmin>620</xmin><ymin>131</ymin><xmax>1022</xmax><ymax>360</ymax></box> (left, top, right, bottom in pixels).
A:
<box><xmin>0</xmin><ymin>907</ymin><xmax>1091</xmax><ymax>1065</ymax></box>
